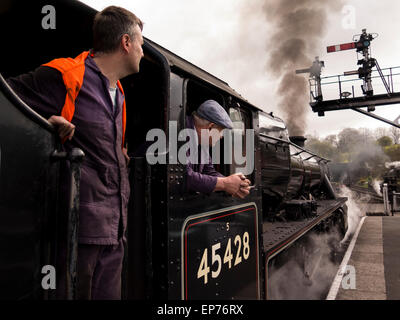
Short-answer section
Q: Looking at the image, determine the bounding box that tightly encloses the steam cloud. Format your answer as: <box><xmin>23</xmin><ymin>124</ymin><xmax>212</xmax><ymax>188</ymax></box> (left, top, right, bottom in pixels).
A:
<box><xmin>338</xmin><ymin>185</ymin><xmax>365</xmax><ymax>243</ymax></box>
<box><xmin>268</xmin><ymin>229</ymin><xmax>343</xmax><ymax>300</ymax></box>
<box><xmin>262</xmin><ymin>0</ymin><xmax>343</xmax><ymax>135</ymax></box>
<box><xmin>268</xmin><ymin>185</ymin><xmax>365</xmax><ymax>299</ymax></box>
<box><xmin>372</xmin><ymin>179</ymin><xmax>383</xmax><ymax>197</ymax></box>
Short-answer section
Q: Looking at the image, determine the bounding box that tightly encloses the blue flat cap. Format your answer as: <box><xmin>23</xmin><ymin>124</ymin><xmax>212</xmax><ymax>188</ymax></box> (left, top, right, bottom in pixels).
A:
<box><xmin>196</xmin><ymin>100</ymin><xmax>233</xmax><ymax>129</ymax></box>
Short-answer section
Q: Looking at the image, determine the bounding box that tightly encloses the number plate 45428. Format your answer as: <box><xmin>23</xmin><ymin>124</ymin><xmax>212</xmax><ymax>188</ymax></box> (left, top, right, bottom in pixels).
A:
<box><xmin>181</xmin><ymin>204</ymin><xmax>259</xmax><ymax>300</ymax></box>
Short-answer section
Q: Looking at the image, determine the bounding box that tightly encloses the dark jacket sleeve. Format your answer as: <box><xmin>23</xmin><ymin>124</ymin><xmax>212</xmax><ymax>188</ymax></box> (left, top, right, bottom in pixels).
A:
<box><xmin>202</xmin><ymin>162</ymin><xmax>225</xmax><ymax>178</ymax></box>
<box><xmin>6</xmin><ymin>66</ymin><xmax>66</xmax><ymax>119</ymax></box>
<box><xmin>186</xmin><ymin>158</ymin><xmax>225</xmax><ymax>194</ymax></box>
<box><xmin>186</xmin><ymin>163</ymin><xmax>219</xmax><ymax>194</ymax></box>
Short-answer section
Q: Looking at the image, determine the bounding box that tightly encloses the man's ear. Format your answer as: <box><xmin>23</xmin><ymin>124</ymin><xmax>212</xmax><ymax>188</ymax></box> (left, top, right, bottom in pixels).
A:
<box><xmin>121</xmin><ymin>34</ymin><xmax>131</xmax><ymax>52</ymax></box>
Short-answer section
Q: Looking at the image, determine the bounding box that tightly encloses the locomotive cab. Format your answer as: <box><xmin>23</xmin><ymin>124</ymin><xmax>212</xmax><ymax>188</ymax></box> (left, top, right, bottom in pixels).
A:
<box><xmin>1</xmin><ymin>0</ymin><xmax>263</xmax><ymax>300</ymax></box>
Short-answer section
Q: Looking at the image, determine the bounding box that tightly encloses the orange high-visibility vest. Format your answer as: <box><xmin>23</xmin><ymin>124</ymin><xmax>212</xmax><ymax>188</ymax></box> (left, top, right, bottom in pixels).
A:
<box><xmin>42</xmin><ymin>51</ymin><xmax>127</xmax><ymax>148</ymax></box>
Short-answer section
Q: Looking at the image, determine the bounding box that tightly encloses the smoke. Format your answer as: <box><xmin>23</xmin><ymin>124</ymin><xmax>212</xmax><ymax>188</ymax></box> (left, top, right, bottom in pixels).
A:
<box><xmin>268</xmin><ymin>184</ymin><xmax>369</xmax><ymax>299</ymax></box>
<box><xmin>338</xmin><ymin>185</ymin><xmax>365</xmax><ymax>244</ymax></box>
<box><xmin>331</xmin><ymin>147</ymin><xmax>389</xmax><ymax>186</ymax></box>
<box><xmin>268</xmin><ymin>228</ymin><xmax>343</xmax><ymax>300</ymax></box>
<box><xmin>268</xmin><ymin>185</ymin><xmax>367</xmax><ymax>299</ymax></box>
<box><xmin>261</xmin><ymin>0</ymin><xmax>343</xmax><ymax>135</ymax></box>
<box><xmin>349</xmin><ymin>146</ymin><xmax>389</xmax><ymax>172</ymax></box>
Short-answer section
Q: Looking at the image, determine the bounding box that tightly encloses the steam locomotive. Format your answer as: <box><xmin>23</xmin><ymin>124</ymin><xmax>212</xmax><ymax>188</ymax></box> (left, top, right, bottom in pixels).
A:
<box><xmin>382</xmin><ymin>165</ymin><xmax>400</xmax><ymax>192</ymax></box>
<box><xmin>0</xmin><ymin>0</ymin><xmax>347</xmax><ymax>300</ymax></box>
<box><xmin>379</xmin><ymin>165</ymin><xmax>400</xmax><ymax>215</ymax></box>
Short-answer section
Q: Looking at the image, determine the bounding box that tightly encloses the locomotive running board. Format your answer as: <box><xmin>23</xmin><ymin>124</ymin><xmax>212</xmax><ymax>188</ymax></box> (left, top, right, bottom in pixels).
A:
<box><xmin>262</xmin><ymin>197</ymin><xmax>347</xmax><ymax>299</ymax></box>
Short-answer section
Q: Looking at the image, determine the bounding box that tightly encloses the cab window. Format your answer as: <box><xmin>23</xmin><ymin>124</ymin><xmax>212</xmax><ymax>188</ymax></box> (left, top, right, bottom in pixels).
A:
<box><xmin>229</xmin><ymin>105</ymin><xmax>253</xmax><ymax>181</ymax></box>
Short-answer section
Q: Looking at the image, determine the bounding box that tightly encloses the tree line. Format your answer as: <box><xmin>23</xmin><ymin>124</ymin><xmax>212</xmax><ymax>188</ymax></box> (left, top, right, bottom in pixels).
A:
<box><xmin>304</xmin><ymin>127</ymin><xmax>400</xmax><ymax>185</ymax></box>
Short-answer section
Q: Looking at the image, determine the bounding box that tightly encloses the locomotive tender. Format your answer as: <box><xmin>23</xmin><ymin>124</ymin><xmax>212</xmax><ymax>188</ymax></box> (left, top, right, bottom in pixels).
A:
<box><xmin>0</xmin><ymin>0</ymin><xmax>347</xmax><ymax>300</ymax></box>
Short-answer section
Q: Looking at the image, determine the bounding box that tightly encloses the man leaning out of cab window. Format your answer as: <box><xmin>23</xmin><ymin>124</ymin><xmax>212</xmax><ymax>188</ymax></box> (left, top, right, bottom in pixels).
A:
<box><xmin>185</xmin><ymin>100</ymin><xmax>251</xmax><ymax>198</ymax></box>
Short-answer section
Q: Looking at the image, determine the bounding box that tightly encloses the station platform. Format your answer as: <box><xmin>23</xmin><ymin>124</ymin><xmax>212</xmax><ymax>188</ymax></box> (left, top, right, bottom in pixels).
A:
<box><xmin>328</xmin><ymin>215</ymin><xmax>400</xmax><ymax>300</ymax></box>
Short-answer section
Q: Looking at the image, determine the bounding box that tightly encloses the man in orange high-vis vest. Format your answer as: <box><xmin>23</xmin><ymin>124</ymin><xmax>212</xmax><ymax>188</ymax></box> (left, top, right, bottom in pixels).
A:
<box><xmin>7</xmin><ymin>6</ymin><xmax>144</xmax><ymax>300</ymax></box>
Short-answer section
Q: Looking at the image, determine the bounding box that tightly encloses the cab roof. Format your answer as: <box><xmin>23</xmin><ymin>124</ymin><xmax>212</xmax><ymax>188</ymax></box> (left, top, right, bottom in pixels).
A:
<box><xmin>144</xmin><ymin>38</ymin><xmax>263</xmax><ymax>112</ymax></box>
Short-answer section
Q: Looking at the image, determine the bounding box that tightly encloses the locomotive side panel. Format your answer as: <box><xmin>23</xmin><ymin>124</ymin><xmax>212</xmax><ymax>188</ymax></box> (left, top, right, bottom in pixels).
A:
<box><xmin>0</xmin><ymin>76</ymin><xmax>59</xmax><ymax>299</ymax></box>
<box><xmin>259</xmin><ymin>113</ymin><xmax>290</xmax><ymax>199</ymax></box>
<box><xmin>162</xmin><ymin>74</ymin><xmax>263</xmax><ymax>300</ymax></box>
<box><xmin>287</xmin><ymin>146</ymin><xmax>305</xmax><ymax>199</ymax></box>
<box><xmin>260</xmin><ymin>137</ymin><xmax>291</xmax><ymax>198</ymax></box>
<box><xmin>181</xmin><ymin>203</ymin><xmax>260</xmax><ymax>300</ymax></box>
<box><xmin>308</xmin><ymin>158</ymin><xmax>323</xmax><ymax>192</ymax></box>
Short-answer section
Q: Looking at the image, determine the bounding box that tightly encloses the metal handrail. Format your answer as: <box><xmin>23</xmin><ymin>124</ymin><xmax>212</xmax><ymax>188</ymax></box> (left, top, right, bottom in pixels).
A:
<box><xmin>309</xmin><ymin>65</ymin><xmax>400</xmax><ymax>102</ymax></box>
<box><xmin>259</xmin><ymin>132</ymin><xmax>330</xmax><ymax>162</ymax></box>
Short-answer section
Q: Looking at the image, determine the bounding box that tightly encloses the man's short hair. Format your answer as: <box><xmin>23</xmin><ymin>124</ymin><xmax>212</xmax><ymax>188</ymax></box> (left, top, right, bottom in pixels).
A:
<box><xmin>93</xmin><ymin>6</ymin><xmax>143</xmax><ymax>54</ymax></box>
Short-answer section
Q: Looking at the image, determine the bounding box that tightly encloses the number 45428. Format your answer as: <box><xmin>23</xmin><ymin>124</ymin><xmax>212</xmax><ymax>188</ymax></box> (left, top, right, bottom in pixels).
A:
<box><xmin>197</xmin><ymin>232</ymin><xmax>250</xmax><ymax>285</ymax></box>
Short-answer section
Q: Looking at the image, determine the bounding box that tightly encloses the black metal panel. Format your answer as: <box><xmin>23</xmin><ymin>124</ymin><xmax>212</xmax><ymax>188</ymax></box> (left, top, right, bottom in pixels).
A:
<box><xmin>126</xmin><ymin>157</ymin><xmax>147</xmax><ymax>299</ymax></box>
<box><xmin>167</xmin><ymin>184</ymin><xmax>263</xmax><ymax>297</ymax></box>
<box><xmin>287</xmin><ymin>150</ymin><xmax>305</xmax><ymax>198</ymax></box>
<box><xmin>166</xmin><ymin>187</ymin><xmax>263</xmax><ymax>300</ymax></box>
<box><xmin>307</xmin><ymin>160</ymin><xmax>322</xmax><ymax>191</ymax></box>
<box><xmin>163</xmin><ymin>74</ymin><xmax>263</xmax><ymax>299</ymax></box>
<box><xmin>0</xmin><ymin>0</ymin><xmax>96</xmax><ymax>78</ymax></box>
<box><xmin>303</xmin><ymin>166</ymin><xmax>312</xmax><ymax>194</ymax></box>
<box><xmin>260</xmin><ymin>136</ymin><xmax>290</xmax><ymax>198</ymax></box>
<box><xmin>0</xmin><ymin>77</ymin><xmax>58</xmax><ymax>299</ymax></box>
<box><xmin>182</xmin><ymin>203</ymin><xmax>259</xmax><ymax>300</ymax></box>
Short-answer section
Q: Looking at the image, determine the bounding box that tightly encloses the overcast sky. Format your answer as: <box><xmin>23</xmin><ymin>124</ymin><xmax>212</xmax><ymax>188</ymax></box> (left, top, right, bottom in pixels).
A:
<box><xmin>81</xmin><ymin>0</ymin><xmax>400</xmax><ymax>138</ymax></box>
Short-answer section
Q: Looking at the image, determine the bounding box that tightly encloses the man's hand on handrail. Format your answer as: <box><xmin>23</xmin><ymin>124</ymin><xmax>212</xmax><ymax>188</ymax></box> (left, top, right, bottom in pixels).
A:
<box><xmin>48</xmin><ymin>115</ymin><xmax>75</xmax><ymax>142</ymax></box>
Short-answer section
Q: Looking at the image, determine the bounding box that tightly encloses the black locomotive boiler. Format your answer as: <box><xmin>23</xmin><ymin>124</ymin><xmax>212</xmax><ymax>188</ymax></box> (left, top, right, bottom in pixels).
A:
<box><xmin>0</xmin><ymin>0</ymin><xmax>347</xmax><ymax>300</ymax></box>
